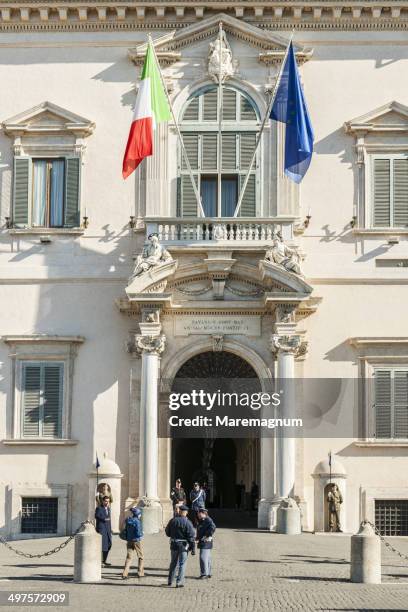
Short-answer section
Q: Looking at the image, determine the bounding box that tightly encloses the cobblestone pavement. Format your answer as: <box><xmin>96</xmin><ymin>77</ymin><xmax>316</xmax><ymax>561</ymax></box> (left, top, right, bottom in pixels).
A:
<box><xmin>1</xmin><ymin>529</ymin><xmax>408</xmax><ymax>611</ymax></box>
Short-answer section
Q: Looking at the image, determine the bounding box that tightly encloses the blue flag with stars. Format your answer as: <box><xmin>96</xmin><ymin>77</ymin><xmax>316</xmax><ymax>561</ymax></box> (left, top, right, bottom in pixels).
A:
<box><xmin>96</xmin><ymin>453</ymin><xmax>100</xmax><ymax>469</ymax></box>
<box><xmin>270</xmin><ymin>42</ymin><xmax>314</xmax><ymax>183</ymax></box>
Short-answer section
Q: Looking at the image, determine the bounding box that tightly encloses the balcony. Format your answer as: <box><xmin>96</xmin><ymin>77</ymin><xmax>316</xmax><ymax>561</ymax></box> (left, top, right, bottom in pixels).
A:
<box><xmin>144</xmin><ymin>217</ymin><xmax>296</xmax><ymax>247</ymax></box>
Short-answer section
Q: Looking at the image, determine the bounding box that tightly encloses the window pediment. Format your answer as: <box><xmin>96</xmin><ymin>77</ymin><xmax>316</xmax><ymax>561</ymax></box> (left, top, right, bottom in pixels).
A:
<box><xmin>2</xmin><ymin>101</ymin><xmax>95</xmax><ymax>139</ymax></box>
<box><xmin>345</xmin><ymin>101</ymin><xmax>408</xmax><ymax>136</ymax></box>
<box><xmin>128</xmin><ymin>13</ymin><xmax>312</xmax><ymax>66</ymax></box>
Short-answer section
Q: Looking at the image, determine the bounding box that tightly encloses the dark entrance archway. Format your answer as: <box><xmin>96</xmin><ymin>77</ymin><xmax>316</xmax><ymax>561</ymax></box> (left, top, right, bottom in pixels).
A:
<box><xmin>171</xmin><ymin>351</ymin><xmax>261</xmax><ymax>527</ymax></box>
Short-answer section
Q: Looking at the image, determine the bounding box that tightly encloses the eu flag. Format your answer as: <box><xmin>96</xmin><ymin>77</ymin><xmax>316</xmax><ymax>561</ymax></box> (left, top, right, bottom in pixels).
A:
<box><xmin>96</xmin><ymin>454</ymin><xmax>100</xmax><ymax>469</ymax></box>
<box><xmin>270</xmin><ymin>42</ymin><xmax>314</xmax><ymax>183</ymax></box>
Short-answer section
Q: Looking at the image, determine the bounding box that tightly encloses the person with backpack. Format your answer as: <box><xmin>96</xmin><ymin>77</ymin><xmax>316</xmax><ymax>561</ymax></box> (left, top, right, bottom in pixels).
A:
<box><xmin>121</xmin><ymin>507</ymin><xmax>144</xmax><ymax>579</ymax></box>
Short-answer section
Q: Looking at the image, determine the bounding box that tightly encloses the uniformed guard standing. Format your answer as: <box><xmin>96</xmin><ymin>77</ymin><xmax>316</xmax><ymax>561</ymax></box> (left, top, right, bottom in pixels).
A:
<box><xmin>196</xmin><ymin>508</ymin><xmax>216</xmax><ymax>579</ymax></box>
<box><xmin>165</xmin><ymin>504</ymin><xmax>196</xmax><ymax>587</ymax></box>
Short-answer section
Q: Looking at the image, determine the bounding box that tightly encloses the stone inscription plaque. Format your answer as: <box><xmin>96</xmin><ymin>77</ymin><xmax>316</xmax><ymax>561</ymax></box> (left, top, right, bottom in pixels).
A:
<box><xmin>174</xmin><ymin>315</ymin><xmax>261</xmax><ymax>337</ymax></box>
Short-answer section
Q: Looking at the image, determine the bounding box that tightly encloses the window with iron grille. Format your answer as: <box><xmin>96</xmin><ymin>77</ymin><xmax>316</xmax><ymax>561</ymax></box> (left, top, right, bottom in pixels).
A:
<box><xmin>375</xmin><ymin>500</ymin><xmax>408</xmax><ymax>536</ymax></box>
<box><xmin>374</xmin><ymin>367</ymin><xmax>408</xmax><ymax>438</ymax></box>
<box><xmin>179</xmin><ymin>86</ymin><xmax>260</xmax><ymax>218</ymax></box>
<box><xmin>21</xmin><ymin>497</ymin><xmax>58</xmax><ymax>534</ymax></box>
<box><xmin>21</xmin><ymin>362</ymin><xmax>64</xmax><ymax>438</ymax></box>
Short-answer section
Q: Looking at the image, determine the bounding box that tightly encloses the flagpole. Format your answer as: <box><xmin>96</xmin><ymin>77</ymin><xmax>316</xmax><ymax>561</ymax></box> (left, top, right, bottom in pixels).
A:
<box><xmin>217</xmin><ymin>22</ymin><xmax>223</xmax><ymax>217</ymax></box>
<box><xmin>232</xmin><ymin>30</ymin><xmax>295</xmax><ymax>218</ymax></box>
<box><xmin>148</xmin><ymin>35</ymin><xmax>206</xmax><ymax>218</ymax></box>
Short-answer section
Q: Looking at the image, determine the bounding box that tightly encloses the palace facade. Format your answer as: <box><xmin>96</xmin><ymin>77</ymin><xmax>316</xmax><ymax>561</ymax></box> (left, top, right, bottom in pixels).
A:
<box><xmin>1</xmin><ymin>2</ymin><xmax>408</xmax><ymax>538</ymax></box>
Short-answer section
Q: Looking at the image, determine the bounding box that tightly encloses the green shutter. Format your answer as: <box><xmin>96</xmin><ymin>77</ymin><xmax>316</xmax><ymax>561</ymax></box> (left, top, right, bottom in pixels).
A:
<box><xmin>203</xmin><ymin>89</ymin><xmax>217</xmax><ymax>121</ymax></box>
<box><xmin>393</xmin><ymin>158</ymin><xmax>408</xmax><ymax>228</ymax></box>
<box><xmin>180</xmin><ymin>175</ymin><xmax>197</xmax><ymax>217</ymax></box>
<box><xmin>13</xmin><ymin>157</ymin><xmax>30</xmax><ymax>227</ymax></box>
<box><xmin>222</xmin><ymin>89</ymin><xmax>236</xmax><ymax>121</ymax></box>
<box><xmin>222</xmin><ymin>134</ymin><xmax>236</xmax><ymax>169</ymax></box>
<box><xmin>202</xmin><ymin>134</ymin><xmax>218</xmax><ymax>170</ymax></box>
<box><xmin>373</xmin><ymin>158</ymin><xmax>391</xmax><ymax>227</ymax></box>
<box><xmin>239</xmin><ymin>174</ymin><xmax>256</xmax><ymax>217</ymax></box>
<box><xmin>240</xmin><ymin>133</ymin><xmax>257</xmax><ymax>170</ymax></box>
<box><xmin>375</xmin><ymin>369</ymin><xmax>392</xmax><ymax>438</ymax></box>
<box><xmin>240</xmin><ymin>95</ymin><xmax>257</xmax><ymax>121</ymax></box>
<box><xmin>64</xmin><ymin>157</ymin><xmax>80</xmax><ymax>227</ymax></box>
<box><xmin>43</xmin><ymin>364</ymin><xmax>63</xmax><ymax>438</ymax></box>
<box><xmin>182</xmin><ymin>96</ymin><xmax>199</xmax><ymax>121</ymax></box>
<box><xmin>22</xmin><ymin>365</ymin><xmax>41</xmax><ymax>437</ymax></box>
<box><xmin>393</xmin><ymin>370</ymin><xmax>408</xmax><ymax>438</ymax></box>
<box><xmin>181</xmin><ymin>133</ymin><xmax>199</xmax><ymax>170</ymax></box>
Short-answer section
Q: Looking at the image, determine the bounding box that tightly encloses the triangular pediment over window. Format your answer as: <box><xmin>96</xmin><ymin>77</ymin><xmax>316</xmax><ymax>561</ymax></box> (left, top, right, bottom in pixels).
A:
<box><xmin>345</xmin><ymin>101</ymin><xmax>408</xmax><ymax>135</ymax></box>
<box><xmin>128</xmin><ymin>13</ymin><xmax>312</xmax><ymax>66</ymax></box>
<box><xmin>2</xmin><ymin>101</ymin><xmax>95</xmax><ymax>137</ymax></box>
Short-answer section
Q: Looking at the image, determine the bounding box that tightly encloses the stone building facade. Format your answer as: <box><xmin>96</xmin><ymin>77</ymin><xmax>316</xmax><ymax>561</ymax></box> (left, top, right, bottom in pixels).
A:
<box><xmin>1</xmin><ymin>2</ymin><xmax>408</xmax><ymax>538</ymax></box>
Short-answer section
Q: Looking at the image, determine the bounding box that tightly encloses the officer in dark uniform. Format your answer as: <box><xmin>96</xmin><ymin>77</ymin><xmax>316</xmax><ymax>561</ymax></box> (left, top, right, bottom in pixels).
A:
<box><xmin>165</xmin><ymin>504</ymin><xmax>196</xmax><ymax>587</ymax></box>
<box><xmin>196</xmin><ymin>508</ymin><xmax>216</xmax><ymax>579</ymax></box>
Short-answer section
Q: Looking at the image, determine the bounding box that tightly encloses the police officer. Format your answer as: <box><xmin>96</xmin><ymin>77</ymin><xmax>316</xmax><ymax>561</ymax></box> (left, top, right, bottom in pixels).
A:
<box><xmin>196</xmin><ymin>508</ymin><xmax>216</xmax><ymax>579</ymax></box>
<box><xmin>165</xmin><ymin>504</ymin><xmax>196</xmax><ymax>587</ymax></box>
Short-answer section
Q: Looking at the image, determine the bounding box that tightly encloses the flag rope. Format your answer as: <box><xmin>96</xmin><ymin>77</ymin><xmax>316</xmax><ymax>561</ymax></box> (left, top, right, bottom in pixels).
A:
<box><xmin>148</xmin><ymin>35</ymin><xmax>205</xmax><ymax>218</ymax></box>
<box><xmin>217</xmin><ymin>22</ymin><xmax>223</xmax><ymax>217</ymax></box>
<box><xmin>233</xmin><ymin>30</ymin><xmax>295</xmax><ymax>219</ymax></box>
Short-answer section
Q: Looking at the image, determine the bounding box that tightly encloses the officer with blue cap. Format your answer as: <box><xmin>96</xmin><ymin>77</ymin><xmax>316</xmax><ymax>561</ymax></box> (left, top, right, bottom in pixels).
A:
<box><xmin>165</xmin><ymin>504</ymin><xmax>196</xmax><ymax>587</ymax></box>
<box><xmin>121</xmin><ymin>506</ymin><xmax>144</xmax><ymax>579</ymax></box>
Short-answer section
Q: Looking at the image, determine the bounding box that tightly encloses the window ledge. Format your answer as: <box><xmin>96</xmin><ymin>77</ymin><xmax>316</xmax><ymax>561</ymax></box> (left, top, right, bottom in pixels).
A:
<box><xmin>354</xmin><ymin>440</ymin><xmax>408</xmax><ymax>448</ymax></box>
<box><xmin>2</xmin><ymin>439</ymin><xmax>78</xmax><ymax>446</ymax></box>
<box><xmin>8</xmin><ymin>228</ymin><xmax>84</xmax><ymax>236</ymax></box>
<box><xmin>352</xmin><ymin>228</ymin><xmax>408</xmax><ymax>236</ymax></box>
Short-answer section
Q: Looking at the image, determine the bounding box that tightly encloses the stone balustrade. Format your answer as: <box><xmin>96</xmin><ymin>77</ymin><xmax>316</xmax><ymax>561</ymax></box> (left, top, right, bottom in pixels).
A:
<box><xmin>145</xmin><ymin>217</ymin><xmax>294</xmax><ymax>245</ymax></box>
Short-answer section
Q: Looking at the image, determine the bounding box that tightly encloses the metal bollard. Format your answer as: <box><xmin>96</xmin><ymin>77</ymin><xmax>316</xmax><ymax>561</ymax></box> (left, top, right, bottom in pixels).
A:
<box><xmin>350</xmin><ymin>521</ymin><xmax>381</xmax><ymax>584</ymax></box>
<box><xmin>73</xmin><ymin>523</ymin><xmax>102</xmax><ymax>583</ymax></box>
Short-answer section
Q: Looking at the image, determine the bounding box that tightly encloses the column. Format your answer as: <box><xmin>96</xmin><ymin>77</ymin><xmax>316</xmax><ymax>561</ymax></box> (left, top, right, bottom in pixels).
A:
<box><xmin>135</xmin><ymin>333</ymin><xmax>166</xmax><ymax>502</ymax></box>
<box><xmin>272</xmin><ymin>334</ymin><xmax>299</xmax><ymax>499</ymax></box>
<box><xmin>271</xmin><ymin>333</ymin><xmax>302</xmax><ymax>534</ymax></box>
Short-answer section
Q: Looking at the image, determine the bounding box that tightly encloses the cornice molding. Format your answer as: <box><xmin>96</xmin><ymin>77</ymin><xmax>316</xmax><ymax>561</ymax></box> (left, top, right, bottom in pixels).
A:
<box><xmin>0</xmin><ymin>4</ymin><xmax>408</xmax><ymax>32</ymax></box>
<box><xmin>344</xmin><ymin>100</ymin><xmax>408</xmax><ymax>135</ymax></box>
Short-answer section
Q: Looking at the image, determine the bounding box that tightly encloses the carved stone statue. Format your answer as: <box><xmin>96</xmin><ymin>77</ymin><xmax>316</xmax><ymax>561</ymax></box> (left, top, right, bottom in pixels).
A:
<box><xmin>208</xmin><ymin>32</ymin><xmax>234</xmax><ymax>83</ymax></box>
<box><xmin>129</xmin><ymin>234</ymin><xmax>173</xmax><ymax>282</ymax></box>
<box><xmin>265</xmin><ymin>232</ymin><xmax>303</xmax><ymax>276</ymax></box>
<box><xmin>327</xmin><ymin>483</ymin><xmax>343</xmax><ymax>532</ymax></box>
<box><xmin>96</xmin><ymin>482</ymin><xmax>113</xmax><ymax>507</ymax></box>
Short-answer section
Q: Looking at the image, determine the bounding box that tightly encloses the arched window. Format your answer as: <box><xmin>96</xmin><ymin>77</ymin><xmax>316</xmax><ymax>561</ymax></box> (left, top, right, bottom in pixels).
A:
<box><xmin>178</xmin><ymin>85</ymin><xmax>260</xmax><ymax>218</ymax></box>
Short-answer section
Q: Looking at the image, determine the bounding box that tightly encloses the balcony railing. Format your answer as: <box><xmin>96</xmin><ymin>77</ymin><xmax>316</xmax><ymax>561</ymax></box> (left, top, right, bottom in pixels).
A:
<box><xmin>145</xmin><ymin>217</ymin><xmax>295</xmax><ymax>245</ymax></box>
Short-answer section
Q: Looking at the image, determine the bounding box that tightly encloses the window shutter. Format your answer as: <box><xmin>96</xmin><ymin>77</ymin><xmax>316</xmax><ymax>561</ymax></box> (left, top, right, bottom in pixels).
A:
<box><xmin>22</xmin><ymin>365</ymin><xmax>41</xmax><ymax>437</ymax></box>
<box><xmin>180</xmin><ymin>175</ymin><xmax>197</xmax><ymax>217</ymax></box>
<box><xmin>373</xmin><ymin>158</ymin><xmax>391</xmax><ymax>227</ymax></box>
<box><xmin>202</xmin><ymin>134</ymin><xmax>218</xmax><ymax>170</ymax></box>
<box><xmin>222</xmin><ymin>89</ymin><xmax>236</xmax><ymax>121</ymax></box>
<box><xmin>222</xmin><ymin>134</ymin><xmax>236</xmax><ymax>169</ymax></box>
<box><xmin>43</xmin><ymin>364</ymin><xmax>63</xmax><ymax>438</ymax></box>
<box><xmin>182</xmin><ymin>96</ymin><xmax>199</xmax><ymax>121</ymax></box>
<box><xmin>240</xmin><ymin>133</ymin><xmax>257</xmax><ymax>170</ymax></box>
<box><xmin>239</xmin><ymin>174</ymin><xmax>256</xmax><ymax>217</ymax></box>
<box><xmin>64</xmin><ymin>157</ymin><xmax>80</xmax><ymax>227</ymax></box>
<box><xmin>181</xmin><ymin>134</ymin><xmax>199</xmax><ymax>170</ymax></box>
<box><xmin>13</xmin><ymin>157</ymin><xmax>30</xmax><ymax>227</ymax></box>
<box><xmin>393</xmin><ymin>370</ymin><xmax>408</xmax><ymax>438</ymax></box>
<box><xmin>375</xmin><ymin>369</ymin><xmax>392</xmax><ymax>438</ymax></box>
<box><xmin>393</xmin><ymin>158</ymin><xmax>408</xmax><ymax>228</ymax></box>
<box><xmin>203</xmin><ymin>89</ymin><xmax>217</xmax><ymax>121</ymax></box>
<box><xmin>240</xmin><ymin>95</ymin><xmax>257</xmax><ymax>121</ymax></box>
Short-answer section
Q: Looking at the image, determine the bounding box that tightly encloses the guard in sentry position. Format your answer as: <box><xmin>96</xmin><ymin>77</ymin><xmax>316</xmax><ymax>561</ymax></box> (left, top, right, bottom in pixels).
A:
<box><xmin>165</xmin><ymin>504</ymin><xmax>196</xmax><ymax>587</ymax></box>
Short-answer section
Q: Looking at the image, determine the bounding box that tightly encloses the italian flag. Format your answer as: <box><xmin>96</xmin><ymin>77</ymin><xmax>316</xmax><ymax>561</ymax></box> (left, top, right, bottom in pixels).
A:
<box><xmin>122</xmin><ymin>42</ymin><xmax>171</xmax><ymax>179</ymax></box>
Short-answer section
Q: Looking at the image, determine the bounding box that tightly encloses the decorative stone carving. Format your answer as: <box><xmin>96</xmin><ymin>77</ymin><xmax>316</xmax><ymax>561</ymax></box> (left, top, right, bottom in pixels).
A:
<box><xmin>271</xmin><ymin>334</ymin><xmax>302</xmax><ymax>355</ymax></box>
<box><xmin>135</xmin><ymin>334</ymin><xmax>166</xmax><ymax>356</ymax></box>
<box><xmin>129</xmin><ymin>234</ymin><xmax>173</xmax><ymax>284</ymax></box>
<box><xmin>264</xmin><ymin>232</ymin><xmax>303</xmax><ymax>277</ymax></box>
<box><xmin>212</xmin><ymin>334</ymin><xmax>224</xmax><ymax>352</ymax></box>
<box><xmin>208</xmin><ymin>31</ymin><xmax>234</xmax><ymax>83</ymax></box>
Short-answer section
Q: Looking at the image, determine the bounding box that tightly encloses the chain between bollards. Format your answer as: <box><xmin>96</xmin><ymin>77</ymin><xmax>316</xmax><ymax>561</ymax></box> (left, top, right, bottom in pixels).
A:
<box><xmin>361</xmin><ymin>519</ymin><xmax>408</xmax><ymax>562</ymax></box>
<box><xmin>0</xmin><ymin>520</ymin><xmax>94</xmax><ymax>559</ymax></box>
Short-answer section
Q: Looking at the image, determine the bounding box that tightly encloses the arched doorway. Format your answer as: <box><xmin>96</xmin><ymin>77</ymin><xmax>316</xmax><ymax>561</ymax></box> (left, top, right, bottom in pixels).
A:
<box><xmin>171</xmin><ymin>351</ymin><xmax>261</xmax><ymax>526</ymax></box>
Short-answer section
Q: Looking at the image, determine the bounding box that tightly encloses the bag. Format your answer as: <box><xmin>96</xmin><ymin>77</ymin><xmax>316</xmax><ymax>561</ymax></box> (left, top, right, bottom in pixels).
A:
<box><xmin>119</xmin><ymin>526</ymin><xmax>127</xmax><ymax>541</ymax></box>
